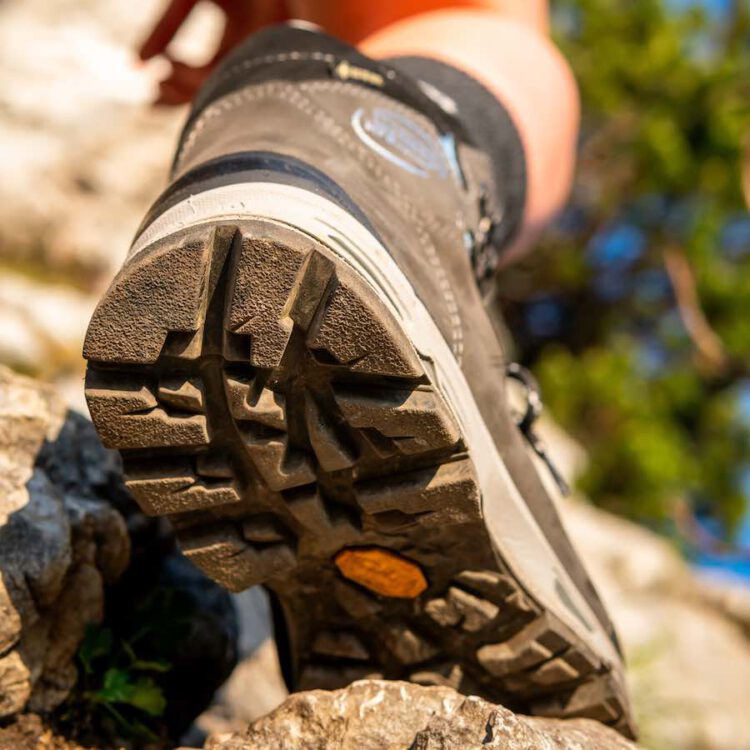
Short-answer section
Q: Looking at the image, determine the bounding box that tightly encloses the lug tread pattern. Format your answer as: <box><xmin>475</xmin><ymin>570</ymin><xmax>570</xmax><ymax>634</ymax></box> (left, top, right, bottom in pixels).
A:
<box><xmin>83</xmin><ymin>233</ymin><xmax>221</xmax><ymax>363</ymax></box>
<box><xmin>125</xmin><ymin>458</ymin><xmax>241</xmax><ymax>516</ymax></box>
<box><xmin>180</xmin><ymin>523</ymin><xmax>297</xmax><ymax>592</ymax></box>
<box><xmin>356</xmin><ymin>460</ymin><xmax>480</xmax><ymax>528</ymax></box>
<box><xmin>307</xmin><ymin>279</ymin><xmax>424</xmax><ymax>378</ymax></box>
<box><xmin>83</xmin><ymin>221</ymin><xmax>634</xmax><ymax>737</ymax></box>
<box><xmin>85</xmin><ymin>375</ymin><xmax>210</xmax><ymax>450</ymax></box>
<box><xmin>421</xmin><ymin>569</ymin><xmax>635</xmax><ymax>735</ymax></box>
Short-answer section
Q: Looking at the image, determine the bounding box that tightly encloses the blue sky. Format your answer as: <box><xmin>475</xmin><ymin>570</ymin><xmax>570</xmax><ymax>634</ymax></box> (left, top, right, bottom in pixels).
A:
<box><xmin>666</xmin><ymin>0</ymin><xmax>733</xmax><ymax>18</ymax></box>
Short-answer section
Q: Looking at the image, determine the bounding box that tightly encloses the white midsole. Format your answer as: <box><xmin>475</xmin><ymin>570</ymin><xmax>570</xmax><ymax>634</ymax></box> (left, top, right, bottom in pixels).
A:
<box><xmin>131</xmin><ymin>182</ymin><xmax>618</xmax><ymax>666</ymax></box>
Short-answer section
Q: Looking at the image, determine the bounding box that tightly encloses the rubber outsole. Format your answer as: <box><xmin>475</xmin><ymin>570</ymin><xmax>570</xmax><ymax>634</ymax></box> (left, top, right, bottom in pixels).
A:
<box><xmin>83</xmin><ymin>220</ymin><xmax>635</xmax><ymax>737</ymax></box>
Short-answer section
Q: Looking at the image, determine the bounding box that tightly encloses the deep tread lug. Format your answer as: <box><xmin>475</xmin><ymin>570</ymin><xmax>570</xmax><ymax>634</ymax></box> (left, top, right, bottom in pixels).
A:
<box><xmin>225</xmin><ymin>235</ymin><xmax>307</xmax><ymax>367</ymax></box>
<box><xmin>288</xmin><ymin>250</ymin><xmax>336</xmax><ymax>330</ymax></box>
<box><xmin>477</xmin><ymin>615</ymin><xmax>571</xmax><ymax>677</ymax></box>
<box><xmin>85</xmin><ymin>377</ymin><xmax>209</xmax><ymax>450</ymax></box>
<box><xmin>84</xmin><ymin>231</ymin><xmax>224</xmax><ymax>364</ymax></box>
<box><xmin>383</xmin><ymin>625</ymin><xmax>438</xmax><ymax>665</ymax></box>
<box><xmin>180</xmin><ymin>524</ymin><xmax>297</xmax><ymax>592</ymax></box>
<box><xmin>125</xmin><ymin>460</ymin><xmax>241</xmax><ymax>516</ymax></box>
<box><xmin>334</xmin><ymin>386</ymin><xmax>460</xmax><ymax>455</ymax></box>
<box><xmin>532</xmin><ymin>674</ymin><xmax>626</xmax><ymax>723</ymax></box>
<box><xmin>446</xmin><ymin>587</ymin><xmax>500</xmax><ymax>633</ymax></box>
<box><xmin>305</xmin><ymin>394</ymin><xmax>356</xmax><ymax>472</ymax></box>
<box><xmin>355</xmin><ymin>460</ymin><xmax>479</xmax><ymax>525</ymax></box>
<box><xmin>307</xmin><ymin>266</ymin><xmax>424</xmax><ymax>378</ymax></box>
<box><xmin>242</xmin><ymin>432</ymin><xmax>315</xmax><ymax>491</ymax></box>
<box><xmin>158</xmin><ymin>376</ymin><xmax>205</xmax><ymax>413</ymax></box>
<box><xmin>453</xmin><ymin>570</ymin><xmax>519</xmax><ymax>602</ymax></box>
<box><xmin>286</xmin><ymin>489</ymin><xmax>359</xmax><ymax>548</ymax></box>
<box><xmin>225</xmin><ymin>374</ymin><xmax>287</xmax><ymax>429</ymax></box>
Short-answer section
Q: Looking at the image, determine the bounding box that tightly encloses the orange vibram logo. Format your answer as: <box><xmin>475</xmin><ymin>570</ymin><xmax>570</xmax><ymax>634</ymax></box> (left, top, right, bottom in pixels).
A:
<box><xmin>334</xmin><ymin>547</ymin><xmax>428</xmax><ymax>598</ymax></box>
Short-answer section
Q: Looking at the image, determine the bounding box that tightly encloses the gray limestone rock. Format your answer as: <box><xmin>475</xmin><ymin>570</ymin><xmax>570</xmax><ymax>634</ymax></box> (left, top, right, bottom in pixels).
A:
<box><xmin>202</xmin><ymin>680</ymin><xmax>641</xmax><ymax>750</ymax></box>
<box><xmin>0</xmin><ymin>366</ymin><xmax>130</xmax><ymax>717</ymax></box>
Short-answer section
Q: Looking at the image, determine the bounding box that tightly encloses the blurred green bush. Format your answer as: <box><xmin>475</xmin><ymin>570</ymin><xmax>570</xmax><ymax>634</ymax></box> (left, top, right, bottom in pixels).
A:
<box><xmin>498</xmin><ymin>0</ymin><xmax>750</xmax><ymax>540</ymax></box>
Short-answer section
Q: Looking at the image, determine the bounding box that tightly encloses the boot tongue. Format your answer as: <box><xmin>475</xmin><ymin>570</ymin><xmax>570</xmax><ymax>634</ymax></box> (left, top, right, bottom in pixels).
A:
<box><xmin>387</xmin><ymin>56</ymin><xmax>528</xmax><ymax>282</ymax></box>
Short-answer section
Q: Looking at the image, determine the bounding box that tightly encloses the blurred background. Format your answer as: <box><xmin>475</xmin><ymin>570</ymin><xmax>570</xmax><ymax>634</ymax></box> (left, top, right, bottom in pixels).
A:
<box><xmin>497</xmin><ymin>0</ymin><xmax>750</xmax><ymax>577</ymax></box>
<box><xmin>0</xmin><ymin>1</ymin><xmax>748</xmax><ymax>748</ymax></box>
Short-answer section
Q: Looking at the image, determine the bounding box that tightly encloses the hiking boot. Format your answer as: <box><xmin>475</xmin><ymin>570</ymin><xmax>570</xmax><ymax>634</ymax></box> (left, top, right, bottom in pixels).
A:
<box><xmin>83</xmin><ymin>26</ymin><xmax>635</xmax><ymax>737</ymax></box>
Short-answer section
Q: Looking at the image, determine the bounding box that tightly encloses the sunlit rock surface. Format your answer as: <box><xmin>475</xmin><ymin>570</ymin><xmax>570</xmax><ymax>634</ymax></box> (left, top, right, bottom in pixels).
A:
<box><xmin>0</xmin><ymin>366</ymin><xmax>130</xmax><ymax>716</ymax></box>
<box><xmin>201</xmin><ymin>680</ymin><xmax>641</xmax><ymax>750</ymax></box>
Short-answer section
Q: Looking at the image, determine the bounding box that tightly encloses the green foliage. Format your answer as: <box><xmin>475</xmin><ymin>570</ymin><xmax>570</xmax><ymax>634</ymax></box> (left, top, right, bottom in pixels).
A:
<box><xmin>501</xmin><ymin>0</ymin><xmax>750</xmax><ymax>537</ymax></box>
<box><xmin>73</xmin><ymin>623</ymin><xmax>170</xmax><ymax>743</ymax></box>
<box><xmin>64</xmin><ymin>586</ymin><xmax>196</xmax><ymax>745</ymax></box>
<box><xmin>78</xmin><ymin>624</ymin><xmax>114</xmax><ymax>676</ymax></box>
<box><xmin>97</xmin><ymin>668</ymin><xmax>167</xmax><ymax>717</ymax></box>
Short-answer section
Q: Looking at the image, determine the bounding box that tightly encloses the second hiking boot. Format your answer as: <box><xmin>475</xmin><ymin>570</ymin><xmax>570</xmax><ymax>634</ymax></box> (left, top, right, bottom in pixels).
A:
<box><xmin>83</xmin><ymin>26</ymin><xmax>635</xmax><ymax>737</ymax></box>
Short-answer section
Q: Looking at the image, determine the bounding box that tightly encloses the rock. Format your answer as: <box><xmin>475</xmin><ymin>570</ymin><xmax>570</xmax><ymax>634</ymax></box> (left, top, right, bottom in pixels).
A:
<box><xmin>562</xmin><ymin>499</ymin><xmax>750</xmax><ymax>750</ymax></box>
<box><xmin>0</xmin><ymin>273</ymin><xmax>97</xmax><ymax>379</ymax></box>
<box><xmin>0</xmin><ymin>366</ymin><xmax>130</xmax><ymax>717</ymax></box>
<box><xmin>0</xmin><ymin>0</ymin><xmax>219</xmax><ymax>286</ymax></box>
<box><xmin>695</xmin><ymin>574</ymin><xmax>750</xmax><ymax>640</ymax></box>
<box><xmin>51</xmin><ymin>391</ymin><xmax>239</xmax><ymax>740</ymax></box>
<box><xmin>0</xmin><ymin>364</ymin><xmax>239</xmax><ymax>745</ymax></box>
<box><xmin>0</xmin><ymin>712</ymin><xmax>96</xmax><ymax>750</ymax></box>
<box><xmin>201</xmin><ymin>680</ymin><xmax>640</xmax><ymax>750</ymax></box>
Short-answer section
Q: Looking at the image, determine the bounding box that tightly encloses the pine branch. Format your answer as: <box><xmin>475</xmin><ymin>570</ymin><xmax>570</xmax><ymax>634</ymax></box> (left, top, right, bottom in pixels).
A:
<box><xmin>663</xmin><ymin>245</ymin><xmax>728</xmax><ymax>375</ymax></box>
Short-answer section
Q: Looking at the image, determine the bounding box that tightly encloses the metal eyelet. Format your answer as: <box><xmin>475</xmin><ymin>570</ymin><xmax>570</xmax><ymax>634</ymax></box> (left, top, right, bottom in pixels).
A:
<box><xmin>506</xmin><ymin>363</ymin><xmax>570</xmax><ymax>496</ymax></box>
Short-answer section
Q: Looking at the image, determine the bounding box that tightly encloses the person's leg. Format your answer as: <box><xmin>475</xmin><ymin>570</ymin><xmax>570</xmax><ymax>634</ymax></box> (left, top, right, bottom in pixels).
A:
<box><xmin>358</xmin><ymin>7</ymin><xmax>579</xmax><ymax>263</ymax></box>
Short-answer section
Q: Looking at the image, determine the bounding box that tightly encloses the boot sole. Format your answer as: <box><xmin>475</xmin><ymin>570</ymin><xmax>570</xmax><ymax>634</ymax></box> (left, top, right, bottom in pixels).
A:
<box><xmin>84</xmin><ymin>211</ymin><xmax>634</xmax><ymax>736</ymax></box>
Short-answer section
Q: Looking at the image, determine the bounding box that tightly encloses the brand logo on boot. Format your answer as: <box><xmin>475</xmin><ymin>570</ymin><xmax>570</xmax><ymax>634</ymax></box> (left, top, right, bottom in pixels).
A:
<box><xmin>352</xmin><ymin>106</ymin><xmax>448</xmax><ymax>179</ymax></box>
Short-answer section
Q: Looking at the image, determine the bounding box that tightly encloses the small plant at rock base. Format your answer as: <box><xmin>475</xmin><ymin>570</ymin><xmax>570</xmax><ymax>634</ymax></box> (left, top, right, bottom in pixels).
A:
<box><xmin>61</xmin><ymin>586</ymin><xmax>196</xmax><ymax>748</ymax></box>
<box><xmin>67</xmin><ymin>623</ymin><xmax>170</xmax><ymax>744</ymax></box>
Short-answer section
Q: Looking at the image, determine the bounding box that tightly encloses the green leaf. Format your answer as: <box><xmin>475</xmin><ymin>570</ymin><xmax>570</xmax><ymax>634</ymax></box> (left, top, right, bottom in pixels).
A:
<box><xmin>97</xmin><ymin>668</ymin><xmax>133</xmax><ymax>704</ymax></box>
<box><xmin>130</xmin><ymin>657</ymin><xmax>172</xmax><ymax>674</ymax></box>
<box><xmin>120</xmin><ymin>640</ymin><xmax>171</xmax><ymax>672</ymax></box>
<box><xmin>128</xmin><ymin>677</ymin><xmax>167</xmax><ymax>717</ymax></box>
<box><xmin>96</xmin><ymin>669</ymin><xmax>166</xmax><ymax>717</ymax></box>
<box><xmin>78</xmin><ymin>625</ymin><xmax>113</xmax><ymax>675</ymax></box>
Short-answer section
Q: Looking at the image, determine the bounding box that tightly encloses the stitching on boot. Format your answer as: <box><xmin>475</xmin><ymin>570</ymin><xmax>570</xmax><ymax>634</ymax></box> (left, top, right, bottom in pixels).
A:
<box><xmin>177</xmin><ymin>82</ymin><xmax>464</xmax><ymax>364</ymax></box>
<box><xmin>210</xmin><ymin>51</ymin><xmax>337</xmax><ymax>90</ymax></box>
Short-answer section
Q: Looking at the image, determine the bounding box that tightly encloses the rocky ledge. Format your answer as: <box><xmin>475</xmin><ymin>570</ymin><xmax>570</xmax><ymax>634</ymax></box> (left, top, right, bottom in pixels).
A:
<box><xmin>201</xmin><ymin>680</ymin><xmax>639</xmax><ymax>750</ymax></box>
<box><xmin>0</xmin><ymin>365</ymin><xmax>237</xmax><ymax>747</ymax></box>
<box><xmin>0</xmin><ymin>366</ymin><xmax>131</xmax><ymax>718</ymax></box>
